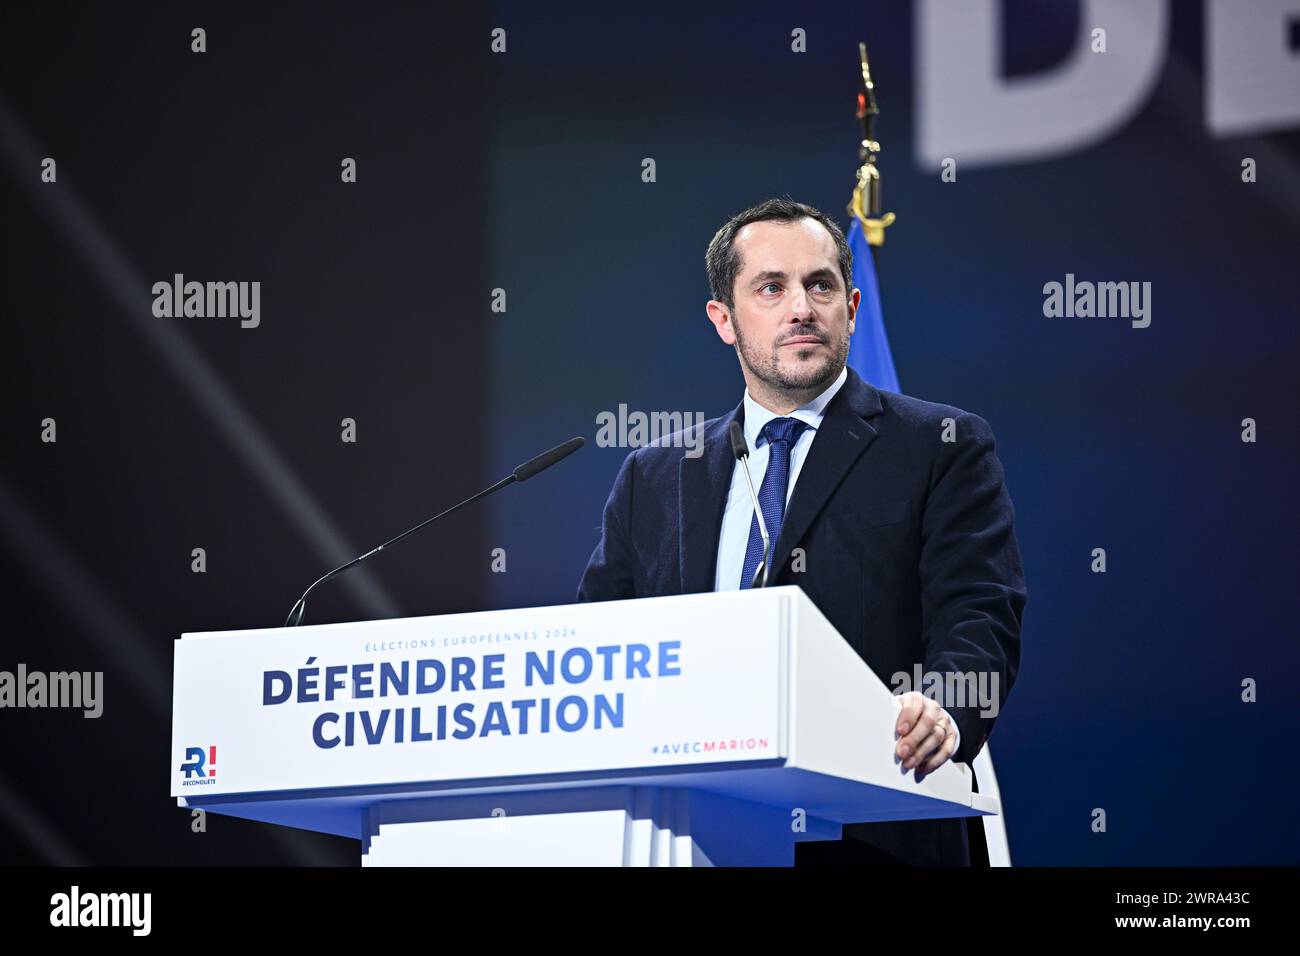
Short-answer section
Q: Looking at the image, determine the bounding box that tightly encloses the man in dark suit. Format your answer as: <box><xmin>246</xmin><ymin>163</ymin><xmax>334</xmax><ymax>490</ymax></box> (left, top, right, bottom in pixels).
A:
<box><xmin>577</xmin><ymin>197</ymin><xmax>1027</xmax><ymax>866</ymax></box>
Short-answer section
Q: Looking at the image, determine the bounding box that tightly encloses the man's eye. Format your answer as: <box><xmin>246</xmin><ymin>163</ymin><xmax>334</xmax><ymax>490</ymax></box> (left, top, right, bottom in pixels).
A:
<box><xmin>760</xmin><ymin>283</ymin><xmax>781</xmax><ymax>294</ymax></box>
<box><xmin>811</xmin><ymin>280</ymin><xmax>832</xmax><ymax>292</ymax></box>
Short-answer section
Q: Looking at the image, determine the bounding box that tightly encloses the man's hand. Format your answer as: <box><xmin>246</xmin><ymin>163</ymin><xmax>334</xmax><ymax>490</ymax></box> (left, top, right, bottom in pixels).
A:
<box><xmin>893</xmin><ymin>691</ymin><xmax>955</xmax><ymax>780</ymax></box>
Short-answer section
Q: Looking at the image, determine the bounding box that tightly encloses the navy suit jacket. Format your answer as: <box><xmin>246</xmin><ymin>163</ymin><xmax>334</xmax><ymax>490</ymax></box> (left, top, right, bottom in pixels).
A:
<box><xmin>577</xmin><ymin>367</ymin><xmax>1027</xmax><ymax>865</ymax></box>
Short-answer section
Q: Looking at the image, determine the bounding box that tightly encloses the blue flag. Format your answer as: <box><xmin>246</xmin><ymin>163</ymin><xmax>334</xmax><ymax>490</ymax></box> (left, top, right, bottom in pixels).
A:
<box><xmin>845</xmin><ymin>216</ymin><xmax>900</xmax><ymax>393</ymax></box>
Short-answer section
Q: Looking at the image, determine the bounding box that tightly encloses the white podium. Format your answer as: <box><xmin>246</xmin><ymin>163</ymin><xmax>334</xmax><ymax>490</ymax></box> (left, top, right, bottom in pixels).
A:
<box><xmin>170</xmin><ymin>586</ymin><xmax>998</xmax><ymax>866</ymax></box>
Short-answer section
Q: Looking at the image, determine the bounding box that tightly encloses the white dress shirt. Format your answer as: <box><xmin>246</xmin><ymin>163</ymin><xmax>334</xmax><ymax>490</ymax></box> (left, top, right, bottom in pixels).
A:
<box><xmin>711</xmin><ymin>365</ymin><xmax>961</xmax><ymax>758</ymax></box>
<box><xmin>714</xmin><ymin>366</ymin><xmax>848</xmax><ymax>593</ymax></box>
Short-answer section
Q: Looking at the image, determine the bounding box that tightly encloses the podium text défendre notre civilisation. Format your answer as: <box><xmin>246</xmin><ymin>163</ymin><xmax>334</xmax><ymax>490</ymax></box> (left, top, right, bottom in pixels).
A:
<box><xmin>261</xmin><ymin>643</ymin><xmax>682</xmax><ymax>750</ymax></box>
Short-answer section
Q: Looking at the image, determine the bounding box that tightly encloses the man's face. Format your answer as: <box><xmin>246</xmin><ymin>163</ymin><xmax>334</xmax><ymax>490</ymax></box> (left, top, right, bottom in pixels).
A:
<box><xmin>706</xmin><ymin>218</ymin><xmax>859</xmax><ymax>400</ymax></box>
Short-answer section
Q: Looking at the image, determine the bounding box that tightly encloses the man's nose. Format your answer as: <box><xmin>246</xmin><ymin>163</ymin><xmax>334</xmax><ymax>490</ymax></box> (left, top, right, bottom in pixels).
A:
<box><xmin>789</xmin><ymin>288</ymin><xmax>814</xmax><ymax>320</ymax></box>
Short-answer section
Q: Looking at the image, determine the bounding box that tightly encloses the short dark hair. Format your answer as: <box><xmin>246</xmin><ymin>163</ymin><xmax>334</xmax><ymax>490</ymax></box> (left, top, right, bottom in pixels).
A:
<box><xmin>705</xmin><ymin>196</ymin><xmax>853</xmax><ymax>313</ymax></box>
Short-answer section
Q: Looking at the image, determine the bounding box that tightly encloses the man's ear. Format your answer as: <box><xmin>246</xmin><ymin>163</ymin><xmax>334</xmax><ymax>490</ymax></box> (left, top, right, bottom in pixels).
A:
<box><xmin>706</xmin><ymin>299</ymin><xmax>738</xmax><ymax>346</ymax></box>
<box><xmin>847</xmin><ymin>287</ymin><xmax>861</xmax><ymax>338</ymax></box>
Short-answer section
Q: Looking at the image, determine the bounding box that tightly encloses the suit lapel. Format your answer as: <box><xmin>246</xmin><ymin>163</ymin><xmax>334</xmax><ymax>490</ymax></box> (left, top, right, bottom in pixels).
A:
<box><xmin>770</xmin><ymin>369</ymin><xmax>885</xmax><ymax>582</ymax></box>
<box><xmin>679</xmin><ymin>403</ymin><xmax>743</xmax><ymax>594</ymax></box>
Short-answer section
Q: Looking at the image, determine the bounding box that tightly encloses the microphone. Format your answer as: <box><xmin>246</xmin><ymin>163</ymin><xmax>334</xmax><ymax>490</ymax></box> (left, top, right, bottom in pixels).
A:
<box><xmin>729</xmin><ymin>420</ymin><xmax>771</xmax><ymax>589</ymax></box>
<box><xmin>513</xmin><ymin>437</ymin><xmax>584</xmax><ymax>481</ymax></box>
<box><xmin>283</xmin><ymin>436</ymin><xmax>585</xmax><ymax>627</ymax></box>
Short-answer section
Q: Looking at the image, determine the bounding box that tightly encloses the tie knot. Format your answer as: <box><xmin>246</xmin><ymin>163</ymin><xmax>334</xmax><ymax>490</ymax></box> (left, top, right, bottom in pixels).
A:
<box><xmin>761</xmin><ymin>417</ymin><xmax>808</xmax><ymax>447</ymax></box>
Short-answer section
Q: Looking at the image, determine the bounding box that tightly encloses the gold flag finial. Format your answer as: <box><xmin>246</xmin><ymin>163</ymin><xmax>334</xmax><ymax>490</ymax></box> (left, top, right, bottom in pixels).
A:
<box><xmin>849</xmin><ymin>41</ymin><xmax>895</xmax><ymax>247</ymax></box>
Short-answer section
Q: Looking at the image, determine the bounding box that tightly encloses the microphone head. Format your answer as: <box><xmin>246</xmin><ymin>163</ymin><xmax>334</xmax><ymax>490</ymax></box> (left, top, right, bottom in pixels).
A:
<box><xmin>513</xmin><ymin>436</ymin><xmax>585</xmax><ymax>482</ymax></box>
<box><xmin>728</xmin><ymin>420</ymin><xmax>749</xmax><ymax>461</ymax></box>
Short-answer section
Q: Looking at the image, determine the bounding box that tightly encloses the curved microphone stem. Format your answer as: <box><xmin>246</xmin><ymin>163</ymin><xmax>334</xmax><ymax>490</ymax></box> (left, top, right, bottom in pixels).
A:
<box><xmin>284</xmin><ymin>474</ymin><xmax>516</xmax><ymax>627</ymax></box>
<box><xmin>728</xmin><ymin>420</ymin><xmax>771</xmax><ymax>590</ymax></box>
<box><xmin>739</xmin><ymin>452</ymin><xmax>771</xmax><ymax>589</ymax></box>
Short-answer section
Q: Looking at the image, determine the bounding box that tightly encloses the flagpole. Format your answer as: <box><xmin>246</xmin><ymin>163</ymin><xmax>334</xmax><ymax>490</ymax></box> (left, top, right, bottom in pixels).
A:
<box><xmin>842</xmin><ymin>39</ymin><xmax>902</xmax><ymax>392</ymax></box>
<box><xmin>849</xmin><ymin>41</ymin><xmax>895</xmax><ymax>247</ymax></box>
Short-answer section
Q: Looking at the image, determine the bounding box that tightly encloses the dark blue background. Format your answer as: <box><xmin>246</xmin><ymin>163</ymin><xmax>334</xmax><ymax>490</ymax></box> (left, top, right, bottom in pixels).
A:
<box><xmin>485</xmin><ymin>1</ymin><xmax>1300</xmax><ymax>865</ymax></box>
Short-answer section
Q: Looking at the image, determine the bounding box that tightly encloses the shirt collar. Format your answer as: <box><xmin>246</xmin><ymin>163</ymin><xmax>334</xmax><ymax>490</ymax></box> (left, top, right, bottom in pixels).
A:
<box><xmin>742</xmin><ymin>365</ymin><xmax>849</xmax><ymax>448</ymax></box>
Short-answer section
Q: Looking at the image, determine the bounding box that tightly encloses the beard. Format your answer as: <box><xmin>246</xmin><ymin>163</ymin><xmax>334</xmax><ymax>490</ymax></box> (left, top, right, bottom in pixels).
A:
<box><xmin>733</xmin><ymin>317</ymin><xmax>849</xmax><ymax>395</ymax></box>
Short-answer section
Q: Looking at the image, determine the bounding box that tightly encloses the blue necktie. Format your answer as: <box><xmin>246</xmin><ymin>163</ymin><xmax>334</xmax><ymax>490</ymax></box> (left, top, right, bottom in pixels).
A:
<box><xmin>740</xmin><ymin>417</ymin><xmax>809</xmax><ymax>589</ymax></box>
